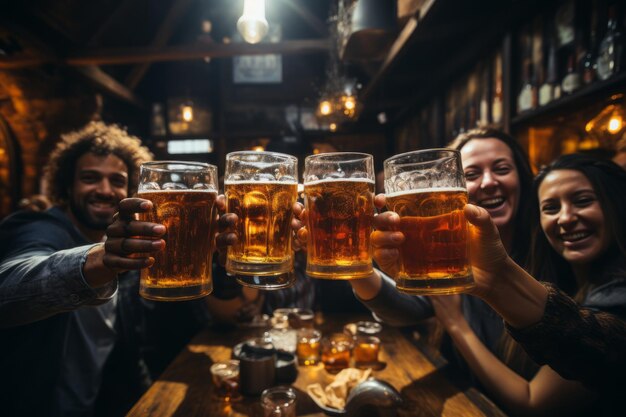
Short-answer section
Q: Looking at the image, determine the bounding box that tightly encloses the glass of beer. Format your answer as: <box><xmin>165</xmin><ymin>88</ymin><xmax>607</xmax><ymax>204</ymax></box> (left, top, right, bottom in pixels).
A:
<box><xmin>210</xmin><ymin>360</ymin><xmax>241</xmax><ymax>402</ymax></box>
<box><xmin>384</xmin><ymin>149</ymin><xmax>474</xmax><ymax>295</ymax></box>
<box><xmin>225</xmin><ymin>151</ymin><xmax>298</xmax><ymax>287</ymax></box>
<box><xmin>297</xmin><ymin>328</ymin><xmax>321</xmax><ymax>366</ymax></box>
<box><xmin>321</xmin><ymin>333</ymin><xmax>353</xmax><ymax>373</ymax></box>
<box><xmin>303</xmin><ymin>153</ymin><xmax>375</xmax><ymax>279</ymax></box>
<box><xmin>137</xmin><ymin>161</ymin><xmax>218</xmax><ymax>301</ymax></box>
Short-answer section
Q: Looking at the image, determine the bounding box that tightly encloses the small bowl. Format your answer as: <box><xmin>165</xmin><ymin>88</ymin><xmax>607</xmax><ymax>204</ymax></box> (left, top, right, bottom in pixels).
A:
<box><xmin>309</xmin><ymin>379</ymin><xmax>402</xmax><ymax>417</ymax></box>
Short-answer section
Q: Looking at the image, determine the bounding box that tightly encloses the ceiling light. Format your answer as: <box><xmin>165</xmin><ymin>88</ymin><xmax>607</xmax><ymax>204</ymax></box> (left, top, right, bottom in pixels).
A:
<box><xmin>237</xmin><ymin>0</ymin><xmax>269</xmax><ymax>44</ymax></box>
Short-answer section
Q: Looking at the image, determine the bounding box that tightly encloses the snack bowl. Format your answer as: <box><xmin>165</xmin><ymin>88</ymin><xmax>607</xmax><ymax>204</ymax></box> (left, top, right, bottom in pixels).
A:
<box><xmin>309</xmin><ymin>378</ymin><xmax>402</xmax><ymax>417</ymax></box>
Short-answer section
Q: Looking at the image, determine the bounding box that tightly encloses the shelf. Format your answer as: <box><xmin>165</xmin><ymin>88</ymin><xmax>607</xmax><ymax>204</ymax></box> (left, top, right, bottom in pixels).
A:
<box><xmin>511</xmin><ymin>71</ymin><xmax>626</xmax><ymax>127</ymax></box>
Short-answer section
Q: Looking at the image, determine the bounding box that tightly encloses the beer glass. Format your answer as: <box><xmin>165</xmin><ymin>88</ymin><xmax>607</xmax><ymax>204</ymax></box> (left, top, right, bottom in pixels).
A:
<box><xmin>303</xmin><ymin>153</ymin><xmax>375</xmax><ymax>279</ymax></box>
<box><xmin>384</xmin><ymin>149</ymin><xmax>474</xmax><ymax>295</ymax></box>
<box><xmin>137</xmin><ymin>161</ymin><xmax>218</xmax><ymax>301</ymax></box>
<box><xmin>225</xmin><ymin>151</ymin><xmax>298</xmax><ymax>287</ymax></box>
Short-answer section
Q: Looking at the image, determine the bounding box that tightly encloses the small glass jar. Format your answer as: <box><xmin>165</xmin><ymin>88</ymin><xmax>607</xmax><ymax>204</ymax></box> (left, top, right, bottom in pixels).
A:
<box><xmin>210</xmin><ymin>360</ymin><xmax>241</xmax><ymax>402</ymax></box>
<box><xmin>296</xmin><ymin>328</ymin><xmax>321</xmax><ymax>366</ymax></box>
<box><xmin>321</xmin><ymin>333</ymin><xmax>353</xmax><ymax>373</ymax></box>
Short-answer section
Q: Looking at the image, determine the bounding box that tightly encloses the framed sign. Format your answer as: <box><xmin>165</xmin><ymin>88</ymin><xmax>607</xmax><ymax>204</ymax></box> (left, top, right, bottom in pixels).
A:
<box><xmin>233</xmin><ymin>54</ymin><xmax>282</xmax><ymax>84</ymax></box>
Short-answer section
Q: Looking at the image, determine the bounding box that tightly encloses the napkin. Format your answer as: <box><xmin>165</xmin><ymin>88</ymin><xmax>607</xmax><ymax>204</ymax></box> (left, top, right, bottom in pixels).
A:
<box><xmin>307</xmin><ymin>368</ymin><xmax>372</xmax><ymax>410</ymax></box>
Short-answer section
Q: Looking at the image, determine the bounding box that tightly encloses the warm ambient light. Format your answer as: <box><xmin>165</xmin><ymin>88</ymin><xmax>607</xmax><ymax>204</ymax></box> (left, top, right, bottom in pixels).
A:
<box><xmin>329</xmin><ymin>123</ymin><xmax>337</xmax><ymax>131</ymax></box>
<box><xmin>237</xmin><ymin>0</ymin><xmax>269</xmax><ymax>44</ymax></box>
<box><xmin>319</xmin><ymin>100</ymin><xmax>332</xmax><ymax>116</ymax></box>
<box><xmin>252</xmin><ymin>145</ymin><xmax>265</xmax><ymax>152</ymax></box>
<box><xmin>181</xmin><ymin>104</ymin><xmax>193</xmax><ymax>122</ymax></box>
<box><xmin>608</xmin><ymin>116</ymin><xmax>623</xmax><ymax>133</ymax></box>
<box><xmin>344</xmin><ymin>96</ymin><xmax>356</xmax><ymax>110</ymax></box>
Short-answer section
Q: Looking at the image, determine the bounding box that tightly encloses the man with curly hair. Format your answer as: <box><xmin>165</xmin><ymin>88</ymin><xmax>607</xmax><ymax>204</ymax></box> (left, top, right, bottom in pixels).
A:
<box><xmin>0</xmin><ymin>122</ymin><xmax>155</xmax><ymax>416</ymax></box>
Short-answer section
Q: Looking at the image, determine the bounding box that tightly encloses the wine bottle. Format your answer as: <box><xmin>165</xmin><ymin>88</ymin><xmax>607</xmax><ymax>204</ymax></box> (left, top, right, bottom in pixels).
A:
<box><xmin>597</xmin><ymin>5</ymin><xmax>624</xmax><ymax>80</ymax></box>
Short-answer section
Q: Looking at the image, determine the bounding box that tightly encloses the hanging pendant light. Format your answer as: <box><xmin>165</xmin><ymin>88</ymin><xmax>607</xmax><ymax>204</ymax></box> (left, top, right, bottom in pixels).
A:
<box><xmin>237</xmin><ymin>0</ymin><xmax>269</xmax><ymax>44</ymax></box>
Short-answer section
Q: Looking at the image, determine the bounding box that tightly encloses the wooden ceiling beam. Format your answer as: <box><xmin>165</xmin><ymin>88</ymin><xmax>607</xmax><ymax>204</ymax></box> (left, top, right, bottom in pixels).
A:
<box><xmin>125</xmin><ymin>0</ymin><xmax>196</xmax><ymax>89</ymax></box>
<box><xmin>0</xmin><ymin>21</ymin><xmax>142</xmax><ymax>107</ymax></box>
<box><xmin>74</xmin><ymin>65</ymin><xmax>144</xmax><ymax>107</ymax></box>
<box><xmin>68</xmin><ymin>39</ymin><xmax>330</xmax><ymax>66</ymax></box>
<box><xmin>0</xmin><ymin>39</ymin><xmax>330</xmax><ymax>68</ymax></box>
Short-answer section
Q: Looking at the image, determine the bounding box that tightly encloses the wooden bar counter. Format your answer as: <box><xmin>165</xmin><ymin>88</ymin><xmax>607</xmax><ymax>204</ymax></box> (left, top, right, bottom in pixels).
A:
<box><xmin>128</xmin><ymin>314</ymin><xmax>506</xmax><ymax>417</ymax></box>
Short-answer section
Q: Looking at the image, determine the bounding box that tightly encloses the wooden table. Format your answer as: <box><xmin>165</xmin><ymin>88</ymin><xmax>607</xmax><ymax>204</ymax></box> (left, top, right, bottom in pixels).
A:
<box><xmin>128</xmin><ymin>314</ymin><xmax>506</xmax><ymax>417</ymax></box>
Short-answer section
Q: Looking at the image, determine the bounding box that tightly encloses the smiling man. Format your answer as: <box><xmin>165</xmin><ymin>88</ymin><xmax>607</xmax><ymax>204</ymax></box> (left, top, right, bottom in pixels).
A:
<box><xmin>0</xmin><ymin>122</ymin><xmax>153</xmax><ymax>416</ymax></box>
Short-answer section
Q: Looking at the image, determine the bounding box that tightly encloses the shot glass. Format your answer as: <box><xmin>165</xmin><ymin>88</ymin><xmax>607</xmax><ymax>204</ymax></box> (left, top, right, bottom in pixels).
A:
<box><xmin>321</xmin><ymin>333</ymin><xmax>353</xmax><ymax>373</ymax></box>
<box><xmin>261</xmin><ymin>386</ymin><xmax>297</xmax><ymax>417</ymax></box>
<box><xmin>356</xmin><ymin>321</ymin><xmax>382</xmax><ymax>336</ymax></box>
<box><xmin>210</xmin><ymin>360</ymin><xmax>241</xmax><ymax>402</ymax></box>
<box><xmin>353</xmin><ymin>335</ymin><xmax>381</xmax><ymax>369</ymax></box>
<box><xmin>296</xmin><ymin>328</ymin><xmax>321</xmax><ymax>366</ymax></box>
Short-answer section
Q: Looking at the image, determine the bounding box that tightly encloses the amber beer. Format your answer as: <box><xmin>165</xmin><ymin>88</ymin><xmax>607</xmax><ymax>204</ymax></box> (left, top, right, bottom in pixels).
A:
<box><xmin>137</xmin><ymin>189</ymin><xmax>217</xmax><ymax>300</ymax></box>
<box><xmin>386</xmin><ymin>187</ymin><xmax>473</xmax><ymax>294</ymax></box>
<box><xmin>304</xmin><ymin>178</ymin><xmax>375</xmax><ymax>279</ymax></box>
<box><xmin>225</xmin><ymin>181</ymin><xmax>297</xmax><ymax>276</ymax></box>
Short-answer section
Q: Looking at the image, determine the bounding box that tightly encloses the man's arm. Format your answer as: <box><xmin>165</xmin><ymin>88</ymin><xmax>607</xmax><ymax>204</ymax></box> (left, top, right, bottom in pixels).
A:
<box><xmin>0</xmin><ymin>237</ymin><xmax>117</xmax><ymax>327</ymax></box>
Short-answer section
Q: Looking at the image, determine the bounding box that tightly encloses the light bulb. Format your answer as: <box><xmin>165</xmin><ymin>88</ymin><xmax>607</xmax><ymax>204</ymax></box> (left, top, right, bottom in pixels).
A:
<box><xmin>319</xmin><ymin>100</ymin><xmax>332</xmax><ymax>116</ymax></box>
<box><xmin>329</xmin><ymin>123</ymin><xmax>337</xmax><ymax>132</ymax></box>
<box><xmin>237</xmin><ymin>0</ymin><xmax>269</xmax><ymax>44</ymax></box>
<box><xmin>344</xmin><ymin>96</ymin><xmax>356</xmax><ymax>110</ymax></box>
<box><xmin>181</xmin><ymin>104</ymin><xmax>193</xmax><ymax>122</ymax></box>
<box><xmin>608</xmin><ymin>116</ymin><xmax>622</xmax><ymax>133</ymax></box>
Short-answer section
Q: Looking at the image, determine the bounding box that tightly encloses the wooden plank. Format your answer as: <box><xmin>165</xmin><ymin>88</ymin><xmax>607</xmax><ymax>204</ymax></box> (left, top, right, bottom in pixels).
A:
<box><xmin>360</xmin><ymin>0</ymin><xmax>436</xmax><ymax>102</ymax></box>
<box><xmin>125</xmin><ymin>0</ymin><xmax>196</xmax><ymax>89</ymax></box>
<box><xmin>73</xmin><ymin>66</ymin><xmax>143</xmax><ymax>107</ymax></box>
<box><xmin>66</xmin><ymin>39</ymin><xmax>331</xmax><ymax>66</ymax></box>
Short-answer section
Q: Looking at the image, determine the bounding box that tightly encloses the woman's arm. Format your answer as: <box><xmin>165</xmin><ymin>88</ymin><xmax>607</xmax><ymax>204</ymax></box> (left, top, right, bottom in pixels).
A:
<box><xmin>432</xmin><ymin>296</ymin><xmax>595</xmax><ymax>416</ymax></box>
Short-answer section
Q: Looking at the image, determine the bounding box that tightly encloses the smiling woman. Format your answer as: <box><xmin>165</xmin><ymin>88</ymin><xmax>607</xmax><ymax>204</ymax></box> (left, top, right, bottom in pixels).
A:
<box><xmin>530</xmin><ymin>154</ymin><xmax>626</xmax><ymax>307</ymax></box>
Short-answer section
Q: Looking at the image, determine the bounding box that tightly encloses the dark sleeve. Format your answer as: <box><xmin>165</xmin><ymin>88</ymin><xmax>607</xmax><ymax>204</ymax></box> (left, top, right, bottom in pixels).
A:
<box><xmin>506</xmin><ymin>282</ymin><xmax>626</xmax><ymax>390</ymax></box>
<box><xmin>0</xmin><ymin>219</ymin><xmax>116</xmax><ymax>327</ymax></box>
<box><xmin>356</xmin><ymin>270</ymin><xmax>434</xmax><ymax>326</ymax></box>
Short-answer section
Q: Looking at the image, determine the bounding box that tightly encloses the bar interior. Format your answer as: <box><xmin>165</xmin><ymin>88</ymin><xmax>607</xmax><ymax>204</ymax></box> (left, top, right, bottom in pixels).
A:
<box><xmin>1</xmin><ymin>1</ymin><xmax>625</xmax><ymax>416</ymax></box>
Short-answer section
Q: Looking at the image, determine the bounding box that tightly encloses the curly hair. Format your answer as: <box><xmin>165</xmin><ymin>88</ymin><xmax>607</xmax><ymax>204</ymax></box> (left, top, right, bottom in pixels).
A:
<box><xmin>43</xmin><ymin>121</ymin><xmax>153</xmax><ymax>206</ymax></box>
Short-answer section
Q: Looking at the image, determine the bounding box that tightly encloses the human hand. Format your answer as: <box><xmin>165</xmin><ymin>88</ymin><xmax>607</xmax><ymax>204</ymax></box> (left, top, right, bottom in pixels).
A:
<box><xmin>371</xmin><ymin>208</ymin><xmax>404</xmax><ymax>278</ymax></box>
<box><xmin>292</xmin><ymin>201</ymin><xmax>307</xmax><ymax>252</ymax></box>
<box><xmin>430</xmin><ymin>295</ymin><xmax>465</xmax><ymax>331</ymax></box>
<box><xmin>103</xmin><ymin>198</ymin><xmax>166</xmax><ymax>273</ymax></box>
<box><xmin>463</xmin><ymin>204</ymin><xmax>510</xmax><ymax>299</ymax></box>
<box><xmin>215</xmin><ymin>195</ymin><xmax>237</xmax><ymax>266</ymax></box>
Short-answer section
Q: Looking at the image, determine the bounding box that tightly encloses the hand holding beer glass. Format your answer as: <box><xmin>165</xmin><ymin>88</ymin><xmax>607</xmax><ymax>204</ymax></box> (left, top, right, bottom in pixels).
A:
<box><xmin>303</xmin><ymin>153</ymin><xmax>375</xmax><ymax>279</ymax></box>
<box><xmin>137</xmin><ymin>161</ymin><xmax>219</xmax><ymax>301</ymax></box>
<box><xmin>225</xmin><ymin>151</ymin><xmax>298</xmax><ymax>288</ymax></box>
<box><xmin>384</xmin><ymin>149</ymin><xmax>474</xmax><ymax>295</ymax></box>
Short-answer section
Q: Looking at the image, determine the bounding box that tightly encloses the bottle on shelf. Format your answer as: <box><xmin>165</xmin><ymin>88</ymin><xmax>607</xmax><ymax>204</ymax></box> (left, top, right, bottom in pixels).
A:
<box><xmin>581</xmin><ymin>0</ymin><xmax>598</xmax><ymax>84</ymax></box>
<box><xmin>562</xmin><ymin>53</ymin><xmax>582</xmax><ymax>94</ymax></box>
<box><xmin>518</xmin><ymin>62</ymin><xmax>537</xmax><ymax>113</ymax></box>
<box><xmin>492</xmin><ymin>52</ymin><xmax>503</xmax><ymax>124</ymax></box>
<box><xmin>597</xmin><ymin>5</ymin><xmax>624</xmax><ymax>81</ymax></box>
<box><xmin>539</xmin><ymin>38</ymin><xmax>558</xmax><ymax>106</ymax></box>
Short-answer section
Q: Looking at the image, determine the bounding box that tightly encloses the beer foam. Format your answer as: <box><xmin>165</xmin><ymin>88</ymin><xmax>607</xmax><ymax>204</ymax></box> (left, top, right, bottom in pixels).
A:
<box><xmin>224</xmin><ymin>180</ymin><xmax>298</xmax><ymax>185</ymax></box>
<box><xmin>304</xmin><ymin>178</ymin><xmax>375</xmax><ymax>186</ymax></box>
<box><xmin>138</xmin><ymin>188</ymin><xmax>217</xmax><ymax>194</ymax></box>
<box><xmin>385</xmin><ymin>187</ymin><xmax>467</xmax><ymax>198</ymax></box>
